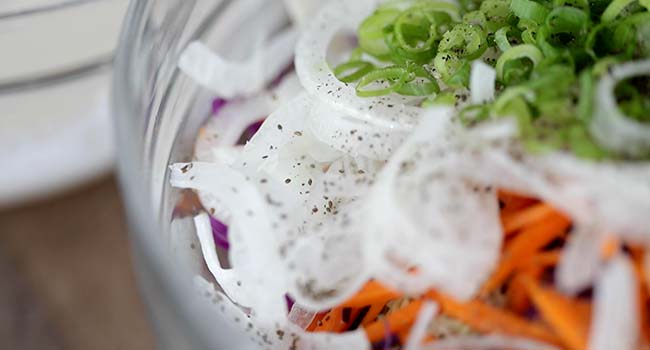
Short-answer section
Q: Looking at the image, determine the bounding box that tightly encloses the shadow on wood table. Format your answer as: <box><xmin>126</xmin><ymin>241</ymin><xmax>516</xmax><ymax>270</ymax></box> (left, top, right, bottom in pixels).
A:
<box><xmin>0</xmin><ymin>176</ymin><xmax>155</xmax><ymax>350</ymax></box>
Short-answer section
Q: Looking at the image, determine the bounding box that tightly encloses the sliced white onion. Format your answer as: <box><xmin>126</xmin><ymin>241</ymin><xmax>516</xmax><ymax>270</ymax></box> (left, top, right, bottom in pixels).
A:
<box><xmin>193</xmin><ymin>213</ymin><xmax>254</xmax><ymax>308</ymax></box>
<box><xmin>590</xmin><ymin>59</ymin><xmax>650</xmax><ymax>157</ymax></box>
<box><xmin>461</xmin><ymin>122</ymin><xmax>650</xmax><ymax>242</ymax></box>
<box><xmin>405</xmin><ymin>301</ymin><xmax>439</xmax><ymax>350</ymax></box>
<box><xmin>470</xmin><ymin>60</ymin><xmax>496</xmax><ymax>104</ymax></box>
<box><xmin>422</xmin><ymin>334</ymin><xmax>559</xmax><ymax>350</ymax></box>
<box><xmin>295</xmin><ymin>0</ymin><xmax>422</xmax><ymax>130</ymax></box>
<box><xmin>179</xmin><ymin>28</ymin><xmax>298</xmax><ymax>98</ymax></box>
<box><xmin>288</xmin><ymin>303</ymin><xmax>316</xmax><ymax>329</ymax></box>
<box><xmin>308</xmin><ymin>97</ymin><xmax>408</xmax><ymax>160</ymax></box>
<box><xmin>193</xmin><ymin>277</ymin><xmax>370</xmax><ymax>350</ymax></box>
<box><xmin>589</xmin><ymin>255</ymin><xmax>639</xmax><ymax>350</ymax></box>
<box><xmin>555</xmin><ymin>225</ymin><xmax>606</xmax><ymax>295</ymax></box>
<box><xmin>194</xmin><ymin>94</ymin><xmax>273</xmax><ymax>163</ymax></box>
<box><xmin>171</xmin><ymin>162</ymin><xmax>287</xmax><ymax>322</ymax></box>
<box><xmin>364</xmin><ymin>108</ymin><xmax>502</xmax><ymax>298</ymax></box>
<box><xmin>283</xmin><ymin>0</ymin><xmax>330</xmax><ymax>26</ymax></box>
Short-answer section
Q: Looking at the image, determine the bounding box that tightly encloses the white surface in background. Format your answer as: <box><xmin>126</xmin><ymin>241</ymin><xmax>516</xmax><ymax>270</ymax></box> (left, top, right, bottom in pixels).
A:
<box><xmin>0</xmin><ymin>0</ymin><xmax>78</xmax><ymax>13</ymax></box>
<box><xmin>0</xmin><ymin>70</ymin><xmax>114</xmax><ymax>208</ymax></box>
<box><xmin>0</xmin><ymin>0</ymin><xmax>126</xmax><ymax>207</ymax></box>
<box><xmin>0</xmin><ymin>0</ymin><xmax>127</xmax><ymax>82</ymax></box>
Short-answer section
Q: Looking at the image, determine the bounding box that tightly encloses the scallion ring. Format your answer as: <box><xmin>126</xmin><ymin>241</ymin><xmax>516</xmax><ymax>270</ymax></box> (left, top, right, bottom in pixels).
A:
<box><xmin>396</xmin><ymin>65</ymin><xmax>440</xmax><ymax>95</ymax></box>
<box><xmin>438</xmin><ymin>23</ymin><xmax>488</xmax><ymax>60</ymax></box>
<box><xmin>333</xmin><ymin>61</ymin><xmax>376</xmax><ymax>83</ymax></box>
<box><xmin>496</xmin><ymin>44</ymin><xmax>544</xmax><ymax>82</ymax></box>
<box><xmin>355</xmin><ymin>66</ymin><xmax>409</xmax><ymax>97</ymax></box>
<box><xmin>510</xmin><ymin>0</ymin><xmax>551</xmax><ymax>24</ymax></box>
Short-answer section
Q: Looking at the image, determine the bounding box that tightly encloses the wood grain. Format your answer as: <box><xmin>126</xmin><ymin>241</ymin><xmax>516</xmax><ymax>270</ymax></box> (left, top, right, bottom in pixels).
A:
<box><xmin>0</xmin><ymin>176</ymin><xmax>155</xmax><ymax>350</ymax></box>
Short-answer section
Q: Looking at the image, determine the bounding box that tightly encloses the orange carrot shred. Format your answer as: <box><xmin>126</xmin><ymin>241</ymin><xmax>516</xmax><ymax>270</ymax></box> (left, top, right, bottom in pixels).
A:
<box><xmin>520</xmin><ymin>276</ymin><xmax>591</xmax><ymax>350</ymax></box>
<box><xmin>313</xmin><ymin>307</ymin><xmax>344</xmax><ymax>332</ymax></box>
<box><xmin>396</xmin><ymin>328</ymin><xmax>411</xmax><ymax>344</ymax></box>
<box><xmin>631</xmin><ymin>250</ymin><xmax>650</xmax><ymax>344</ymax></box>
<box><xmin>501</xmin><ymin>203</ymin><xmax>557</xmax><ymax>236</ymax></box>
<box><xmin>520</xmin><ymin>250</ymin><xmax>562</xmax><ymax>278</ymax></box>
<box><xmin>306</xmin><ymin>312</ymin><xmax>327</xmax><ymax>331</ymax></box>
<box><xmin>498</xmin><ymin>190</ymin><xmax>538</xmax><ymax>213</ymax></box>
<box><xmin>481</xmin><ymin>214</ymin><xmax>571</xmax><ymax>296</ymax></box>
<box><xmin>506</xmin><ymin>274</ymin><xmax>531</xmax><ymax>314</ymax></box>
<box><xmin>506</xmin><ymin>250</ymin><xmax>561</xmax><ymax>314</ymax></box>
<box><xmin>428</xmin><ymin>290</ymin><xmax>562</xmax><ymax>346</ymax></box>
<box><xmin>364</xmin><ymin>300</ymin><xmax>423</xmax><ymax>343</ymax></box>
<box><xmin>361</xmin><ymin>303</ymin><xmax>388</xmax><ymax>326</ymax></box>
<box><xmin>340</xmin><ymin>281</ymin><xmax>402</xmax><ymax>308</ymax></box>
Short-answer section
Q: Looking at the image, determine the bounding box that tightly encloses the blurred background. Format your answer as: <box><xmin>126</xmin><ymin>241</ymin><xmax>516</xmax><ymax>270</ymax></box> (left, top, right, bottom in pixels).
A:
<box><xmin>0</xmin><ymin>1</ymin><xmax>154</xmax><ymax>348</ymax></box>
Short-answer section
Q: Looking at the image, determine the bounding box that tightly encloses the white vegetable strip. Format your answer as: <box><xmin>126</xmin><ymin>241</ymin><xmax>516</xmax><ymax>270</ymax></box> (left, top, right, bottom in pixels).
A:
<box><xmin>590</xmin><ymin>59</ymin><xmax>650</xmax><ymax>157</ymax></box>
<box><xmin>405</xmin><ymin>301</ymin><xmax>439</xmax><ymax>350</ymax></box>
<box><xmin>171</xmin><ymin>162</ymin><xmax>287</xmax><ymax>322</ymax></box>
<box><xmin>179</xmin><ymin>28</ymin><xmax>298</xmax><ymax>98</ymax></box>
<box><xmin>470</xmin><ymin>60</ymin><xmax>496</xmax><ymax>104</ymax></box>
<box><xmin>308</xmin><ymin>97</ymin><xmax>408</xmax><ymax>160</ymax></box>
<box><xmin>288</xmin><ymin>304</ymin><xmax>316</xmax><ymax>329</ymax></box>
<box><xmin>460</xmin><ymin>121</ymin><xmax>650</xmax><ymax>242</ymax></box>
<box><xmin>364</xmin><ymin>108</ymin><xmax>502</xmax><ymax>298</ymax></box>
<box><xmin>422</xmin><ymin>334</ymin><xmax>559</xmax><ymax>350</ymax></box>
<box><xmin>194</xmin><ymin>94</ymin><xmax>272</xmax><ymax>163</ymax></box>
<box><xmin>193</xmin><ymin>213</ymin><xmax>254</xmax><ymax>307</ymax></box>
<box><xmin>589</xmin><ymin>255</ymin><xmax>639</xmax><ymax>350</ymax></box>
<box><xmin>193</xmin><ymin>276</ymin><xmax>371</xmax><ymax>350</ymax></box>
<box><xmin>555</xmin><ymin>226</ymin><xmax>606</xmax><ymax>295</ymax></box>
<box><xmin>283</xmin><ymin>0</ymin><xmax>330</xmax><ymax>26</ymax></box>
<box><xmin>295</xmin><ymin>0</ymin><xmax>422</xmax><ymax>130</ymax></box>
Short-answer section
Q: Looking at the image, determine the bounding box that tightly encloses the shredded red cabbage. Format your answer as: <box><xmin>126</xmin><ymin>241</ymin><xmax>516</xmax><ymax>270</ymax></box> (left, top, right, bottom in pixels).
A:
<box><xmin>212</xmin><ymin>98</ymin><xmax>227</xmax><ymax>115</ymax></box>
<box><xmin>209</xmin><ymin>215</ymin><xmax>229</xmax><ymax>250</ymax></box>
<box><xmin>237</xmin><ymin>119</ymin><xmax>265</xmax><ymax>145</ymax></box>
<box><xmin>285</xmin><ymin>294</ymin><xmax>295</xmax><ymax>313</ymax></box>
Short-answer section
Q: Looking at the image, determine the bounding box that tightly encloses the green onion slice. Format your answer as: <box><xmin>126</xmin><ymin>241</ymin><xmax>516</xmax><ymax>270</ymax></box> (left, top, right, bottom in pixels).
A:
<box><xmin>496</xmin><ymin>44</ymin><xmax>544</xmax><ymax>82</ymax></box>
<box><xmin>510</xmin><ymin>0</ymin><xmax>551</xmax><ymax>24</ymax></box>
<box><xmin>356</xmin><ymin>66</ymin><xmax>409</xmax><ymax>97</ymax></box>
<box><xmin>333</xmin><ymin>61</ymin><xmax>376</xmax><ymax>83</ymax></box>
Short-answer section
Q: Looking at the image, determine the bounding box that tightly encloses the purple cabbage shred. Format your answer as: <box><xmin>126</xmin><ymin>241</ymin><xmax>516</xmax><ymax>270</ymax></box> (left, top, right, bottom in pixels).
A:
<box><xmin>209</xmin><ymin>215</ymin><xmax>229</xmax><ymax>250</ymax></box>
<box><xmin>237</xmin><ymin>119</ymin><xmax>265</xmax><ymax>145</ymax></box>
<box><xmin>212</xmin><ymin>98</ymin><xmax>227</xmax><ymax>116</ymax></box>
<box><xmin>285</xmin><ymin>295</ymin><xmax>295</xmax><ymax>313</ymax></box>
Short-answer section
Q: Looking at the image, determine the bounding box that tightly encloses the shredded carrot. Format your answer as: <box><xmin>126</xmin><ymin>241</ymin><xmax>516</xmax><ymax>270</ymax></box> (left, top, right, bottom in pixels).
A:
<box><xmin>498</xmin><ymin>190</ymin><xmax>538</xmax><ymax>213</ymax></box>
<box><xmin>520</xmin><ymin>276</ymin><xmax>591</xmax><ymax>350</ymax></box>
<box><xmin>306</xmin><ymin>312</ymin><xmax>327</xmax><ymax>331</ymax></box>
<box><xmin>506</xmin><ymin>275</ymin><xmax>531</xmax><ymax>314</ymax></box>
<box><xmin>500</xmin><ymin>203</ymin><xmax>558</xmax><ymax>236</ymax></box>
<box><xmin>396</xmin><ymin>328</ymin><xmax>411</xmax><ymax>344</ymax></box>
<box><xmin>600</xmin><ymin>236</ymin><xmax>620</xmax><ymax>260</ymax></box>
<box><xmin>340</xmin><ymin>281</ymin><xmax>402</xmax><ymax>308</ymax></box>
<box><xmin>362</xmin><ymin>303</ymin><xmax>388</xmax><ymax>326</ymax></box>
<box><xmin>631</xmin><ymin>250</ymin><xmax>650</xmax><ymax>344</ymax></box>
<box><xmin>520</xmin><ymin>250</ymin><xmax>562</xmax><ymax>278</ymax></box>
<box><xmin>481</xmin><ymin>214</ymin><xmax>571</xmax><ymax>295</ymax></box>
<box><xmin>313</xmin><ymin>307</ymin><xmax>344</xmax><ymax>332</ymax></box>
<box><xmin>428</xmin><ymin>290</ymin><xmax>562</xmax><ymax>346</ymax></box>
<box><xmin>364</xmin><ymin>300</ymin><xmax>423</xmax><ymax>343</ymax></box>
<box><xmin>506</xmin><ymin>250</ymin><xmax>561</xmax><ymax>314</ymax></box>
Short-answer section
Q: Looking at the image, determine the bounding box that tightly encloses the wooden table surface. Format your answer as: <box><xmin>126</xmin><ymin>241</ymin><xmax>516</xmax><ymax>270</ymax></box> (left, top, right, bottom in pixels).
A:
<box><xmin>0</xmin><ymin>176</ymin><xmax>155</xmax><ymax>350</ymax></box>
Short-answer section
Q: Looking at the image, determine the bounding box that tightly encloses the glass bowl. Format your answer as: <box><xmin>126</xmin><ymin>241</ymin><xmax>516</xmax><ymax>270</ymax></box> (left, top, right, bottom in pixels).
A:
<box><xmin>0</xmin><ymin>0</ymin><xmax>128</xmax><ymax>207</ymax></box>
<box><xmin>113</xmin><ymin>0</ymin><xmax>284</xmax><ymax>348</ymax></box>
